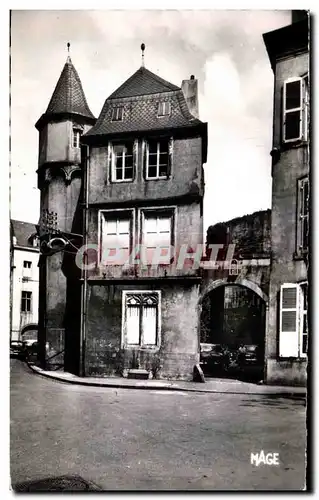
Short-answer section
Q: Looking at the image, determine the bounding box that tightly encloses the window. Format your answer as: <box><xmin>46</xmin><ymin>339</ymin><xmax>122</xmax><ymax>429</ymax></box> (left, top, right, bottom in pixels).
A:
<box><xmin>101</xmin><ymin>213</ymin><xmax>131</xmax><ymax>264</ymax></box>
<box><xmin>158</xmin><ymin>101</ymin><xmax>171</xmax><ymax>117</ymax></box>
<box><xmin>279</xmin><ymin>282</ymin><xmax>308</xmax><ymax>358</ymax></box>
<box><xmin>146</xmin><ymin>138</ymin><xmax>171</xmax><ymax>179</ymax></box>
<box><xmin>297</xmin><ymin>177</ymin><xmax>309</xmax><ymax>254</ymax></box>
<box><xmin>21</xmin><ymin>291</ymin><xmax>32</xmax><ymax>313</ymax></box>
<box><xmin>23</xmin><ymin>260</ymin><xmax>32</xmax><ymax>279</ymax></box>
<box><xmin>143</xmin><ymin>213</ymin><xmax>172</xmax><ymax>264</ymax></box>
<box><xmin>283</xmin><ymin>76</ymin><xmax>309</xmax><ymax>143</ymax></box>
<box><xmin>73</xmin><ymin>129</ymin><xmax>82</xmax><ymax>148</ymax></box>
<box><xmin>110</xmin><ymin>143</ymin><xmax>134</xmax><ymax>182</ymax></box>
<box><xmin>111</xmin><ymin>106</ymin><xmax>124</xmax><ymax>122</ymax></box>
<box><xmin>300</xmin><ymin>283</ymin><xmax>308</xmax><ymax>355</ymax></box>
<box><xmin>123</xmin><ymin>291</ymin><xmax>160</xmax><ymax>347</ymax></box>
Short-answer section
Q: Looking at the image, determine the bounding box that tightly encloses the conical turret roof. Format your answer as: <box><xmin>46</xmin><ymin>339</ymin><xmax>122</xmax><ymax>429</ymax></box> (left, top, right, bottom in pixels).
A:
<box><xmin>36</xmin><ymin>55</ymin><xmax>95</xmax><ymax>129</ymax></box>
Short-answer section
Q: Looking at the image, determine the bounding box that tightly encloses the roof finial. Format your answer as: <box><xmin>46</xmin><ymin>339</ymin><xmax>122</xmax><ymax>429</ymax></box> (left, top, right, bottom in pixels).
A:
<box><xmin>66</xmin><ymin>42</ymin><xmax>71</xmax><ymax>63</ymax></box>
<box><xmin>141</xmin><ymin>43</ymin><xmax>145</xmax><ymax>67</ymax></box>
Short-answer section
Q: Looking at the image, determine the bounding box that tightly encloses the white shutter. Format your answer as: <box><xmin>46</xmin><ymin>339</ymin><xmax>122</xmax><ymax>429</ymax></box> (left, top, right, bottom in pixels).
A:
<box><xmin>299</xmin><ymin>284</ymin><xmax>308</xmax><ymax>358</ymax></box>
<box><xmin>302</xmin><ymin>76</ymin><xmax>309</xmax><ymax>141</ymax></box>
<box><xmin>283</xmin><ymin>78</ymin><xmax>302</xmax><ymax>143</ymax></box>
<box><xmin>127</xmin><ymin>306</ymin><xmax>140</xmax><ymax>345</ymax></box>
<box><xmin>142</xmin><ymin>306</ymin><xmax>157</xmax><ymax>345</ymax></box>
<box><xmin>107</xmin><ymin>142</ymin><xmax>113</xmax><ymax>181</ymax></box>
<box><xmin>279</xmin><ymin>284</ymin><xmax>300</xmax><ymax>357</ymax></box>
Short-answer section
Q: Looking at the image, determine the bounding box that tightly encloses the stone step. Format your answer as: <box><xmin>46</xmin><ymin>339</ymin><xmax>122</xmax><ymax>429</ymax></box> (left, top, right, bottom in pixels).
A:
<box><xmin>127</xmin><ymin>369</ymin><xmax>150</xmax><ymax>380</ymax></box>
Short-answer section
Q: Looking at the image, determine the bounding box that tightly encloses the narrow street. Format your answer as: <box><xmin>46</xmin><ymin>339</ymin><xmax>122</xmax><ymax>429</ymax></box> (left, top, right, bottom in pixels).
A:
<box><xmin>10</xmin><ymin>359</ymin><xmax>306</xmax><ymax>491</ymax></box>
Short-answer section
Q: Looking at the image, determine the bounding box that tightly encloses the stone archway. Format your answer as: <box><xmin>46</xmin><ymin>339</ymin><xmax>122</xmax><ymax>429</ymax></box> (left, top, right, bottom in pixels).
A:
<box><xmin>21</xmin><ymin>323</ymin><xmax>38</xmax><ymax>344</ymax></box>
<box><xmin>199</xmin><ymin>277</ymin><xmax>268</xmax><ymax>306</ymax></box>
<box><xmin>198</xmin><ymin>278</ymin><xmax>268</xmax><ymax>382</ymax></box>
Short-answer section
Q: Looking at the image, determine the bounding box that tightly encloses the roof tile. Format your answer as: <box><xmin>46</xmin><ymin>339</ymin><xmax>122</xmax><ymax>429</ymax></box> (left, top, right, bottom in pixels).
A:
<box><xmin>11</xmin><ymin>220</ymin><xmax>38</xmax><ymax>248</ymax></box>
<box><xmin>45</xmin><ymin>56</ymin><xmax>95</xmax><ymax>120</ymax></box>
<box><xmin>85</xmin><ymin>67</ymin><xmax>202</xmax><ymax>138</ymax></box>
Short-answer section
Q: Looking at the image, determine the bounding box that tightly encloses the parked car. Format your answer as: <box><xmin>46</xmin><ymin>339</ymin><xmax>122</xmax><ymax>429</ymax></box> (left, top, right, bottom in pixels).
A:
<box><xmin>200</xmin><ymin>343</ymin><xmax>230</xmax><ymax>372</ymax></box>
<box><xmin>10</xmin><ymin>340</ymin><xmax>27</xmax><ymax>360</ymax></box>
<box><xmin>25</xmin><ymin>342</ymin><xmax>38</xmax><ymax>361</ymax></box>
<box><xmin>243</xmin><ymin>344</ymin><xmax>262</xmax><ymax>365</ymax></box>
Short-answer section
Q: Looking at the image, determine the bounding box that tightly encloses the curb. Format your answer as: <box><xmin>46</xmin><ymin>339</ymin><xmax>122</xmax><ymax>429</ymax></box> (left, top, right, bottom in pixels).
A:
<box><xmin>27</xmin><ymin>362</ymin><xmax>306</xmax><ymax>398</ymax></box>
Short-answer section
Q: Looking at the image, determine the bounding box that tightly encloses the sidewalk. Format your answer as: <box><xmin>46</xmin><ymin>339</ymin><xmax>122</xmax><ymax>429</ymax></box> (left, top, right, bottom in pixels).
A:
<box><xmin>27</xmin><ymin>363</ymin><xmax>306</xmax><ymax>397</ymax></box>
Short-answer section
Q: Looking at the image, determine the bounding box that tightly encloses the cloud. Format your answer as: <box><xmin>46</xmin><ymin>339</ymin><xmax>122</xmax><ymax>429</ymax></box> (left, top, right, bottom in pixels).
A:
<box><xmin>10</xmin><ymin>9</ymin><xmax>291</xmax><ymax>227</ymax></box>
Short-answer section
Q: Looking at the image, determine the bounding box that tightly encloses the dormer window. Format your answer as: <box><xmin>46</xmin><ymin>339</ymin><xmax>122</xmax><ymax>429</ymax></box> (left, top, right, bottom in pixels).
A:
<box><xmin>158</xmin><ymin>101</ymin><xmax>171</xmax><ymax>117</ymax></box>
<box><xmin>111</xmin><ymin>106</ymin><xmax>124</xmax><ymax>122</ymax></box>
<box><xmin>32</xmin><ymin>236</ymin><xmax>39</xmax><ymax>248</ymax></box>
<box><xmin>73</xmin><ymin>129</ymin><xmax>82</xmax><ymax>148</ymax></box>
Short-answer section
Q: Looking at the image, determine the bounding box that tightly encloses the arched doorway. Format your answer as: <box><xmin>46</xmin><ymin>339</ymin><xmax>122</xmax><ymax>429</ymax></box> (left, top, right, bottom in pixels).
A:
<box><xmin>199</xmin><ymin>279</ymin><xmax>268</xmax><ymax>381</ymax></box>
<box><xmin>20</xmin><ymin>323</ymin><xmax>38</xmax><ymax>345</ymax></box>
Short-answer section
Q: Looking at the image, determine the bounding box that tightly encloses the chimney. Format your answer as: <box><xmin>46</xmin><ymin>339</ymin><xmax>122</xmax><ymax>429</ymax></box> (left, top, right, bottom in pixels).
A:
<box><xmin>181</xmin><ymin>75</ymin><xmax>199</xmax><ymax>119</ymax></box>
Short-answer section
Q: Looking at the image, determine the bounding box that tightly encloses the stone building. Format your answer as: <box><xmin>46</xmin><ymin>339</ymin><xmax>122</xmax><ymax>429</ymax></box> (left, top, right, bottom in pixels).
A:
<box><xmin>10</xmin><ymin>220</ymin><xmax>39</xmax><ymax>342</ymax></box>
<box><xmin>263</xmin><ymin>12</ymin><xmax>309</xmax><ymax>385</ymax></box>
<box><xmin>35</xmin><ymin>13</ymin><xmax>309</xmax><ymax>386</ymax></box>
<box><xmin>36</xmin><ymin>49</ymin><xmax>207</xmax><ymax>379</ymax></box>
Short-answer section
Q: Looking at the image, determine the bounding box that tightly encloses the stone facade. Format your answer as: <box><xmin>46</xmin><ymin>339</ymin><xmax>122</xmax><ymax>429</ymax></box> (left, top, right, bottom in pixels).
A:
<box><xmin>36</xmin><ymin>56</ymin><xmax>207</xmax><ymax>379</ymax></box>
<box><xmin>81</xmin><ymin>68</ymin><xmax>207</xmax><ymax>378</ymax></box>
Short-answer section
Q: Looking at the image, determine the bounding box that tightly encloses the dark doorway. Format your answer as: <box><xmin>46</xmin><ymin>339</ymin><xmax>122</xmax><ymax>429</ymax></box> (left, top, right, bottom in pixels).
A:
<box><xmin>200</xmin><ymin>285</ymin><xmax>266</xmax><ymax>382</ymax></box>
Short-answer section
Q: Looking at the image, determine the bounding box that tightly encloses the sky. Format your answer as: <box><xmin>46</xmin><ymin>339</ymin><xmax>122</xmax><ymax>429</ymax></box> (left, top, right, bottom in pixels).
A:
<box><xmin>10</xmin><ymin>9</ymin><xmax>292</xmax><ymax>232</ymax></box>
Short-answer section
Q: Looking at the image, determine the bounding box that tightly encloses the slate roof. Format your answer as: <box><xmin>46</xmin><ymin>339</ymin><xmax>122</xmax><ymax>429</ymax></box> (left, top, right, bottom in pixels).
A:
<box><xmin>108</xmin><ymin>66</ymin><xmax>180</xmax><ymax>99</ymax></box>
<box><xmin>84</xmin><ymin>66</ymin><xmax>203</xmax><ymax>138</ymax></box>
<box><xmin>11</xmin><ymin>220</ymin><xmax>38</xmax><ymax>249</ymax></box>
<box><xmin>36</xmin><ymin>56</ymin><xmax>95</xmax><ymax>129</ymax></box>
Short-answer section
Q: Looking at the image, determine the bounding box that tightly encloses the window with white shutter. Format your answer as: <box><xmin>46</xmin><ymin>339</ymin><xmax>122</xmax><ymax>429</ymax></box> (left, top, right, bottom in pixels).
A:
<box><xmin>297</xmin><ymin>177</ymin><xmax>309</xmax><ymax>254</ymax></box>
<box><xmin>101</xmin><ymin>213</ymin><xmax>132</xmax><ymax>264</ymax></box>
<box><xmin>283</xmin><ymin>76</ymin><xmax>309</xmax><ymax>144</ymax></box>
<box><xmin>300</xmin><ymin>283</ymin><xmax>308</xmax><ymax>357</ymax></box>
<box><xmin>279</xmin><ymin>284</ymin><xmax>299</xmax><ymax>358</ymax></box>
<box><xmin>279</xmin><ymin>282</ymin><xmax>308</xmax><ymax>358</ymax></box>
<box><xmin>143</xmin><ymin>213</ymin><xmax>173</xmax><ymax>264</ymax></box>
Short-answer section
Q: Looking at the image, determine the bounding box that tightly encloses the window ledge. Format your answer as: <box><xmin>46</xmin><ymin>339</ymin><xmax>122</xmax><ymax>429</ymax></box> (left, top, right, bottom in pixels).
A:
<box><xmin>277</xmin><ymin>357</ymin><xmax>307</xmax><ymax>362</ymax></box>
<box><xmin>110</xmin><ymin>179</ymin><xmax>134</xmax><ymax>184</ymax></box>
<box><xmin>124</xmin><ymin>345</ymin><xmax>160</xmax><ymax>351</ymax></box>
<box><xmin>281</xmin><ymin>140</ymin><xmax>309</xmax><ymax>151</ymax></box>
<box><xmin>145</xmin><ymin>176</ymin><xmax>169</xmax><ymax>181</ymax></box>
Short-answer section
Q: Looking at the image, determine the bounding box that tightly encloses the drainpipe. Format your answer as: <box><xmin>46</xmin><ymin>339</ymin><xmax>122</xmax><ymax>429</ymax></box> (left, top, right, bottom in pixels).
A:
<box><xmin>79</xmin><ymin>145</ymin><xmax>89</xmax><ymax>377</ymax></box>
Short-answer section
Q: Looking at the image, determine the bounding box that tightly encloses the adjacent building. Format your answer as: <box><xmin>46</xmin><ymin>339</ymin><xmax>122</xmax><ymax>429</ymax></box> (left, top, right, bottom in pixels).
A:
<box><xmin>263</xmin><ymin>13</ymin><xmax>309</xmax><ymax>385</ymax></box>
<box><xmin>10</xmin><ymin>220</ymin><xmax>39</xmax><ymax>342</ymax></box>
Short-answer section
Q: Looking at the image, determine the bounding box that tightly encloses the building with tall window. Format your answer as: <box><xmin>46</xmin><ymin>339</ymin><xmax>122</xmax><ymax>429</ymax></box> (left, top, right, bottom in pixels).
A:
<box><xmin>36</xmin><ymin>49</ymin><xmax>207</xmax><ymax>378</ymax></box>
<box><xmin>10</xmin><ymin>220</ymin><xmax>39</xmax><ymax>342</ymax></box>
<box><xmin>263</xmin><ymin>12</ymin><xmax>309</xmax><ymax>385</ymax></box>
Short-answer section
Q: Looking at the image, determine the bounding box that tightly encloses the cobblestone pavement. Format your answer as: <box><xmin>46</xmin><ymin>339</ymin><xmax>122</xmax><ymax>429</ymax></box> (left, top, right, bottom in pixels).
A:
<box><xmin>10</xmin><ymin>359</ymin><xmax>307</xmax><ymax>491</ymax></box>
